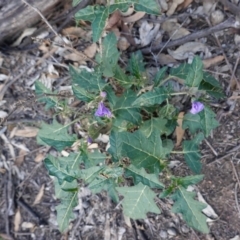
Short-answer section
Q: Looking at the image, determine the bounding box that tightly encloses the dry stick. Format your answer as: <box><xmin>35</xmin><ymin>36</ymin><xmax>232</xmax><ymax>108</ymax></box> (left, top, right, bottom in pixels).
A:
<box><xmin>141</xmin><ymin>17</ymin><xmax>239</xmax><ymax>54</ymax></box>
<box><xmin>21</xmin><ymin>0</ymin><xmax>59</xmax><ymax>38</ymax></box>
<box><xmin>219</xmin><ymin>0</ymin><xmax>240</xmax><ymax>17</ymax></box>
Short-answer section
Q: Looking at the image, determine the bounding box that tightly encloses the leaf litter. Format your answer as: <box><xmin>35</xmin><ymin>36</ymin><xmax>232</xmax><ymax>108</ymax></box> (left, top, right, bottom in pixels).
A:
<box><xmin>1</xmin><ymin>1</ymin><xmax>240</xmax><ymax>239</ymax></box>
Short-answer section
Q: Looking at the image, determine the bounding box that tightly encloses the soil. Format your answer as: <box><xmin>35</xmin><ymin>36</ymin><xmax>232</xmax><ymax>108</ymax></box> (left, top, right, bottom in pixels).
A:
<box><xmin>1</xmin><ymin>1</ymin><xmax>240</xmax><ymax>240</ymax></box>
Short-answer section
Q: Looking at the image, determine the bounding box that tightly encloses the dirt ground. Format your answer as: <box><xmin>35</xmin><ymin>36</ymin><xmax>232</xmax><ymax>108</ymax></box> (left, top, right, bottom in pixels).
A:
<box><xmin>1</xmin><ymin>1</ymin><xmax>240</xmax><ymax>240</ymax></box>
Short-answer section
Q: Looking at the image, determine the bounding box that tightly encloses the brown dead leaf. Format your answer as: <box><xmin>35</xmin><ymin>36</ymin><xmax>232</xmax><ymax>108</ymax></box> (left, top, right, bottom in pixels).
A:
<box><xmin>62</xmin><ymin>27</ymin><xmax>87</xmax><ymax>38</ymax></box>
<box><xmin>33</xmin><ymin>184</ymin><xmax>45</xmax><ymax>205</ymax></box>
<box><xmin>0</xmin><ymin>168</ymin><xmax>6</xmax><ymax>174</ymax></box>
<box><xmin>0</xmin><ymin>233</ymin><xmax>14</xmax><ymax>240</ymax></box>
<box><xmin>14</xmin><ymin>209</ymin><xmax>21</xmax><ymax>233</ymax></box>
<box><xmin>84</xmin><ymin>43</ymin><xmax>97</xmax><ymax>58</ymax></box>
<box><xmin>35</xmin><ymin>153</ymin><xmax>45</xmax><ymax>162</ymax></box>
<box><xmin>123</xmin><ymin>12</ymin><xmax>145</xmax><ymax>23</ymax></box>
<box><xmin>118</xmin><ymin>37</ymin><xmax>130</xmax><ymax>51</ymax></box>
<box><xmin>21</xmin><ymin>222</ymin><xmax>35</xmax><ymax>230</ymax></box>
<box><xmin>106</xmin><ymin>10</ymin><xmax>121</xmax><ymax>29</ymax></box>
<box><xmin>203</xmin><ymin>55</ymin><xmax>224</xmax><ymax>69</ymax></box>
<box><xmin>167</xmin><ymin>0</ymin><xmax>185</xmax><ymax>16</ymax></box>
<box><xmin>177</xmin><ymin>0</ymin><xmax>193</xmax><ymax>10</ymax></box>
<box><xmin>14</xmin><ymin>127</ymin><xmax>39</xmax><ymax>138</ymax></box>
<box><xmin>158</xmin><ymin>53</ymin><xmax>178</xmax><ymax>66</ymax></box>
<box><xmin>139</xmin><ymin>21</ymin><xmax>160</xmax><ymax>46</ymax></box>
<box><xmin>12</xmin><ymin>28</ymin><xmax>36</xmax><ymax>46</ymax></box>
<box><xmin>176</xmin><ymin>112</ymin><xmax>185</xmax><ymax>147</ymax></box>
<box><xmin>15</xmin><ymin>149</ymin><xmax>26</xmax><ymax>167</ymax></box>
<box><xmin>64</xmin><ymin>52</ymin><xmax>86</xmax><ymax>64</ymax></box>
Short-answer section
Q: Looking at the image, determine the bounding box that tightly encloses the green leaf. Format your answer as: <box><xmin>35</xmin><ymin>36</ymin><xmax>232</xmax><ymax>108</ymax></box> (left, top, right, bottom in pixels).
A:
<box><xmin>109</xmin><ymin>0</ymin><xmax>131</xmax><ymax>13</ymax></box>
<box><xmin>82</xmin><ymin>149</ymin><xmax>106</xmax><ymax>168</ymax></box>
<box><xmin>171</xmin><ymin>186</ymin><xmax>209</xmax><ymax>233</ymax></box>
<box><xmin>35</xmin><ymin>80</ymin><xmax>58</xmax><ymax>109</ymax></box>
<box><xmin>92</xmin><ymin>6</ymin><xmax>109</xmax><ymax>42</ymax></box>
<box><xmin>72</xmin><ymin>85</ymin><xmax>95</xmax><ymax>102</ymax></box>
<box><xmin>127</xmin><ymin>51</ymin><xmax>145</xmax><ymax>79</ymax></box>
<box><xmin>44</xmin><ymin>152</ymin><xmax>82</xmax><ymax>184</ymax></box>
<box><xmin>88</xmin><ymin>176</ymin><xmax>119</xmax><ymax>203</ymax></box>
<box><xmin>199</xmin><ymin>106</ymin><xmax>219</xmax><ymax>137</ymax></box>
<box><xmin>182</xmin><ymin>113</ymin><xmax>202</xmax><ymax>134</ymax></box>
<box><xmin>183</xmin><ymin>133</ymin><xmax>204</xmax><ymax>173</ymax></box>
<box><xmin>79</xmin><ymin>166</ymin><xmax>104</xmax><ymax>183</ymax></box>
<box><xmin>75</xmin><ymin>5</ymin><xmax>96</xmax><ymax>22</ymax></box>
<box><xmin>121</xmin><ymin>130</ymin><xmax>173</xmax><ymax>173</ymax></box>
<box><xmin>158</xmin><ymin>104</ymin><xmax>177</xmax><ymax>120</ymax></box>
<box><xmin>108</xmin><ymin>131</ymin><xmax>123</xmax><ymax>161</ymax></box>
<box><xmin>72</xmin><ymin>0</ymin><xmax>81</xmax><ymax>7</ymax></box>
<box><xmin>101</xmin><ymin>32</ymin><xmax>120</xmax><ymax>77</ymax></box>
<box><xmin>114</xmin><ymin>65</ymin><xmax>133</xmax><ymax>88</ymax></box>
<box><xmin>125</xmin><ymin>165</ymin><xmax>164</xmax><ymax>189</ymax></box>
<box><xmin>170</xmin><ymin>56</ymin><xmax>203</xmax><ymax>88</ymax></box>
<box><xmin>199</xmin><ymin>72</ymin><xmax>224</xmax><ymax>99</ymax></box>
<box><xmin>112</xmin><ymin>90</ymin><xmax>141</xmax><ymax>125</ymax></box>
<box><xmin>54</xmin><ymin>179</ymin><xmax>78</xmax><ymax>233</ymax></box>
<box><xmin>153</xmin><ymin>66</ymin><xmax>168</xmax><ymax>87</ymax></box>
<box><xmin>139</xmin><ymin>117</ymin><xmax>171</xmax><ymax>137</ymax></box>
<box><xmin>133</xmin><ymin>0</ymin><xmax>161</xmax><ymax>15</ymax></box>
<box><xmin>55</xmin><ymin>180</ymin><xmax>78</xmax><ymax>197</ymax></box>
<box><xmin>133</xmin><ymin>87</ymin><xmax>169</xmax><ymax>107</ymax></box>
<box><xmin>173</xmin><ymin>175</ymin><xmax>204</xmax><ymax>188</ymax></box>
<box><xmin>38</xmin><ymin>120</ymin><xmax>77</xmax><ymax>151</ymax></box>
<box><xmin>70</xmin><ymin>65</ymin><xmax>107</xmax><ymax>92</ymax></box>
<box><xmin>116</xmin><ymin>182</ymin><xmax>160</xmax><ymax>219</ymax></box>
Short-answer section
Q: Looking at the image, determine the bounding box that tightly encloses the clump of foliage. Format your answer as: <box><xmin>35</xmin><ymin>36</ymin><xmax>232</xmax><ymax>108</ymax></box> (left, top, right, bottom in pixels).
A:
<box><xmin>36</xmin><ymin>0</ymin><xmax>224</xmax><ymax>234</ymax></box>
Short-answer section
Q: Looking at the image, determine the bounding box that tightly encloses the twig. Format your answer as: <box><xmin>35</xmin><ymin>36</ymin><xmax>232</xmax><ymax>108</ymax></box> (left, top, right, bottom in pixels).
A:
<box><xmin>204</xmin><ymin>139</ymin><xmax>218</xmax><ymax>156</ymax></box>
<box><xmin>207</xmin><ymin>144</ymin><xmax>240</xmax><ymax>165</ymax></box>
<box><xmin>141</xmin><ymin>17</ymin><xmax>239</xmax><ymax>54</ymax></box>
<box><xmin>234</xmin><ymin>183</ymin><xmax>240</xmax><ymax>216</ymax></box>
<box><xmin>21</xmin><ymin>0</ymin><xmax>59</xmax><ymax>38</ymax></box>
<box><xmin>219</xmin><ymin>0</ymin><xmax>240</xmax><ymax>17</ymax></box>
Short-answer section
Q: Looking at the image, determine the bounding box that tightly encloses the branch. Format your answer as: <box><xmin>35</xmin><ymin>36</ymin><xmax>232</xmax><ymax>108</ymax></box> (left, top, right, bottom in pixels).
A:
<box><xmin>141</xmin><ymin>17</ymin><xmax>240</xmax><ymax>54</ymax></box>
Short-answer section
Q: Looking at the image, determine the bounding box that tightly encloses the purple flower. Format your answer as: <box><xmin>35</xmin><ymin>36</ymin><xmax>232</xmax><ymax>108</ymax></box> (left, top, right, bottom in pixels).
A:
<box><xmin>87</xmin><ymin>136</ymin><xmax>93</xmax><ymax>144</ymax></box>
<box><xmin>94</xmin><ymin>102</ymin><xmax>112</xmax><ymax>118</ymax></box>
<box><xmin>100</xmin><ymin>91</ymin><xmax>107</xmax><ymax>98</ymax></box>
<box><xmin>190</xmin><ymin>101</ymin><xmax>204</xmax><ymax>114</ymax></box>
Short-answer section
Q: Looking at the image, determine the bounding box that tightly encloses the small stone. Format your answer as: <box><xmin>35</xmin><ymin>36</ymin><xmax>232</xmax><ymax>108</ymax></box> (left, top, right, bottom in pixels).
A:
<box><xmin>181</xmin><ymin>224</ymin><xmax>190</xmax><ymax>233</ymax></box>
<box><xmin>167</xmin><ymin>227</ymin><xmax>177</xmax><ymax>236</ymax></box>
<box><xmin>160</xmin><ymin>230</ymin><xmax>168</xmax><ymax>239</ymax></box>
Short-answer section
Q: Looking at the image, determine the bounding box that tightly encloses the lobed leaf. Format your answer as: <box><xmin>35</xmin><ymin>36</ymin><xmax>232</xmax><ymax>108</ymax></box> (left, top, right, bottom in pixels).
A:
<box><xmin>116</xmin><ymin>182</ymin><xmax>161</xmax><ymax>219</ymax></box>
<box><xmin>182</xmin><ymin>113</ymin><xmax>202</xmax><ymax>134</ymax></box>
<box><xmin>38</xmin><ymin>120</ymin><xmax>77</xmax><ymax>151</ymax></box>
<box><xmin>125</xmin><ymin>165</ymin><xmax>164</xmax><ymax>189</ymax></box>
<box><xmin>75</xmin><ymin>5</ymin><xmax>96</xmax><ymax>21</ymax></box>
<box><xmin>171</xmin><ymin>186</ymin><xmax>209</xmax><ymax>233</ymax></box>
<box><xmin>182</xmin><ymin>133</ymin><xmax>204</xmax><ymax>174</ymax></box>
<box><xmin>108</xmin><ymin>131</ymin><xmax>123</xmax><ymax>161</ymax></box>
<box><xmin>153</xmin><ymin>66</ymin><xmax>168</xmax><ymax>87</ymax></box>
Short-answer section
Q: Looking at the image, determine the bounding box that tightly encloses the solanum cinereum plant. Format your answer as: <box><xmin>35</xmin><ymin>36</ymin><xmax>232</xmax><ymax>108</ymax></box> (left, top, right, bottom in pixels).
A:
<box><xmin>35</xmin><ymin>0</ymin><xmax>224</xmax><ymax>234</ymax></box>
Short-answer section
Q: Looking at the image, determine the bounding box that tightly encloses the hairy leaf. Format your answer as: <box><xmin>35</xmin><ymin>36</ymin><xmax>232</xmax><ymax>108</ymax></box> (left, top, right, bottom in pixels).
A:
<box><xmin>44</xmin><ymin>152</ymin><xmax>82</xmax><ymax>184</ymax></box>
<box><xmin>183</xmin><ymin>133</ymin><xmax>204</xmax><ymax>173</ymax></box>
<box><xmin>72</xmin><ymin>85</ymin><xmax>95</xmax><ymax>102</ymax></box>
<box><xmin>182</xmin><ymin>113</ymin><xmax>202</xmax><ymax>134</ymax></box>
<box><xmin>114</xmin><ymin>65</ymin><xmax>133</xmax><ymax>88</ymax></box>
<box><xmin>158</xmin><ymin>104</ymin><xmax>177</xmax><ymax>120</ymax></box>
<box><xmin>88</xmin><ymin>176</ymin><xmax>119</xmax><ymax>202</ymax></box>
<box><xmin>153</xmin><ymin>66</ymin><xmax>168</xmax><ymax>87</ymax></box>
<box><xmin>170</xmin><ymin>56</ymin><xmax>203</xmax><ymax>88</ymax></box>
<box><xmin>125</xmin><ymin>165</ymin><xmax>164</xmax><ymax>189</ymax></box>
<box><xmin>101</xmin><ymin>32</ymin><xmax>120</xmax><ymax>77</ymax></box>
<box><xmin>108</xmin><ymin>131</ymin><xmax>123</xmax><ymax>161</ymax></box>
<box><xmin>54</xmin><ymin>179</ymin><xmax>78</xmax><ymax>232</ymax></box>
<box><xmin>117</xmin><ymin>182</ymin><xmax>160</xmax><ymax>219</ymax></box>
<box><xmin>127</xmin><ymin>51</ymin><xmax>145</xmax><ymax>79</ymax></box>
<box><xmin>112</xmin><ymin>90</ymin><xmax>141</xmax><ymax>125</ymax></box>
<box><xmin>171</xmin><ymin>186</ymin><xmax>209</xmax><ymax>233</ymax></box>
<box><xmin>133</xmin><ymin>87</ymin><xmax>169</xmax><ymax>107</ymax></box>
<box><xmin>199</xmin><ymin>106</ymin><xmax>219</xmax><ymax>137</ymax></box>
<box><xmin>79</xmin><ymin>166</ymin><xmax>104</xmax><ymax>183</ymax></box>
<box><xmin>75</xmin><ymin>5</ymin><xmax>96</xmax><ymax>21</ymax></box>
<box><xmin>92</xmin><ymin>6</ymin><xmax>109</xmax><ymax>42</ymax></box>
<box><xmin>38</xmin><ymin>120</ymin><xmax>77</xmax><ymax>151</ymax></box>
<box><xmin>121</xmin><ymin>130</ymin><xmax>173</xmax><ymax>173</ymax></box>
<box><xmin>35</xmin><ymin>80</ymin><xmax>58</xmax><ymax>109</ymax></box>
<box><xmin>173</xmin><ymin>175</ymin><xmax>204</xmax><ymax>188</ymax></box>
<box><xmin>81</xmin><ymin>149</ymin><xmax>106</xmax><ymax>168</ymax></box>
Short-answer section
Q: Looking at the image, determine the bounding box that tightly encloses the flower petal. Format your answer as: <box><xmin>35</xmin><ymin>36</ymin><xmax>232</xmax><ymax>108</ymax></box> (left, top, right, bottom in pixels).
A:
<box><xmin>190</xmin><ymin>101</ymin><xmax>204</xmax><ymax>114</ymax></box>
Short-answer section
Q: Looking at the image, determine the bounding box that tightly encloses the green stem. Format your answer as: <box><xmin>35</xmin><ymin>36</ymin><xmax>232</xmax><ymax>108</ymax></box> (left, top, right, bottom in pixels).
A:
<box><xmin>171</xmin><ymin>151</ymin><xmax>183</xmax><ymax>154</ymax></box>
<box><xmin>170</xmin><ymin>92</ymin><xmax>189</xmax><ymax>96</ymax></box>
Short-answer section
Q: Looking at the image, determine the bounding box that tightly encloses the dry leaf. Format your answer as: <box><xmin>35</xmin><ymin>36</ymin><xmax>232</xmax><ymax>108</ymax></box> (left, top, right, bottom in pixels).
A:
<box><xmin>177</xmin><ymin>0</ymin><xmax>193</xmax><ymax>10</ymax></box>
<box><xmin>158</xmin><ymin>53</ymin><xmax>178</xmax><ymax>66</ymax></box>
<box><xmin>15</xmin><ymin>149</ymin><xmax>26</xmax><ymax>167</ymax></box>
<box><xmin>64</xmin><ymin>52</ymin><xmax>86</xmax><ymax>64</ymax></box>
<box><xmin>168</xmin><ymin>42</ymin><xmax>210</xmax><ymax>60</ymax></box>
<box><xmin>167</xmin><ymin>0</ymin><xmax>185</xmax><ymax>16</ymax></box>
<box><xmin>139</xmin><ymin>21</ymin><xmax>160</xmax><ymax>46</ymax></box>
<box><xmin>35</xmin><ymin>153</ymin><xmax>45</xmax><ymax>162</ymax></box>
<box><xmin>123</xmin><ymin>12</ymin><xmax>145</xmax><ymax>23</ymax></box>
<box><xmin>106</xmin><ymin>10</ymin><xmax>121</xmax><ymax>29</ymax></box>
<box><xmin>203</xmin><ymin>0</ymin><xmax>217</xmax><ymax>14</ymax></box>
<box><xmin>203</xmin><ymin>55</ymin><xmax>224</xmax><ymax>69</ymax></box>
<box><xmin>175</xmin><ymin>112</ymin><xmax>185</xmax><ymax>146</ymax></box>
<box><xmin>0</xmin><ymin>168</ymin><xmax>6</xmax><ymax>173</ymax></box>
<box><xmin>161</xmin><ymin>19</ymin><xmax>190</xmax><ymax>40</ymax></box>
<box><xmin>0</xmin><ymin>74</ymin><xmax>8</xmax><ymax>81</ymax></box>
<box><xmin>0</xmin><ymin>110</ymin><xmax>8</xmax><ymax>118</ymax></box>
<box><xmin>84</xmin><ymin>43</ymin><xmax>97</xmax><ymax>58</ymax></box>
<box><xmin>12</xmin><ymin>28</ymin><xmax>36</xmax><ymax>46</ymax></box>
<box><xmin>33</xmin><ymin>184</ymin><xmax>45</xmax><ymax>205</ymax></box>
<box><xmin>21</xmin><ymin>222</ymin><xmax>35</xmax><ymax>230</ymax></box>
<box><xmin>88</xmin><ymin>143</ymin><xmax>98</xmax><ymax>149</ymax></box>
<box><xmin>159</xmin><ymin>0</ymin><xmax>168</xmax><ymax>11</ymax></box>
<box><xmin>62</xmin><ymin>27</ymin><xmax>87</xmax><ymax>38</ymax></box>
<box><xmin>210</xmin><ymin>10</ymin><xmax>224</xmax><ymax>25</ymax></box>
<box><xmin>14</xmin><ymin>209</ymin><xmax>21</xmax><ymax>232</ymax></box>
<box><xmin>118</xmin><ymin>37</ymin><xmax>130</xmax><ymax>50</ymax></box>
<box><xmin>0</xmin><ymin>233</ymin><xmax>13</xmax><ymax>240</ymax></box>
<box><xmin>14</xmin><ymin>127</ymin><xmax>39</xmax><ymax>138</ymax></box>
